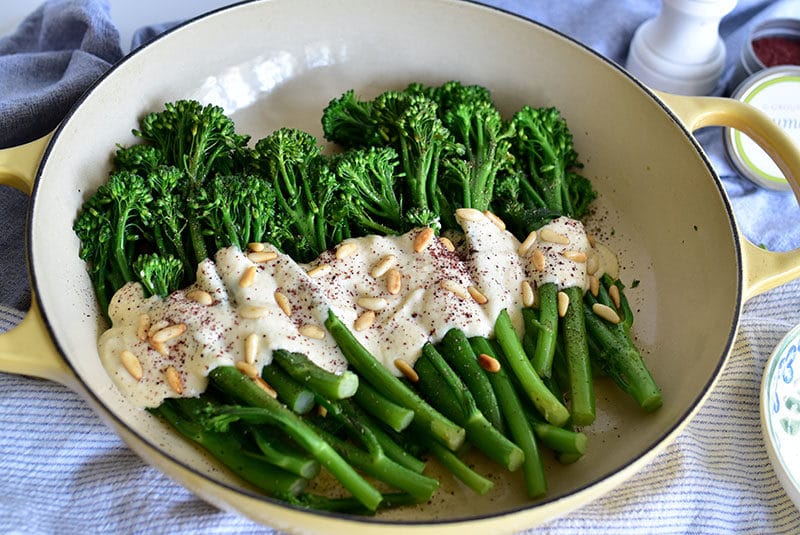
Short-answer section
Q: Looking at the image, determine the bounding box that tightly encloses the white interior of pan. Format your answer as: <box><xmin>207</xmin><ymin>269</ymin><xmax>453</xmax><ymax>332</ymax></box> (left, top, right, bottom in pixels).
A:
<box><xmin>28</xmin><ymin>0</ymin><xmax>742</xmax><ymax>524</ymax></box>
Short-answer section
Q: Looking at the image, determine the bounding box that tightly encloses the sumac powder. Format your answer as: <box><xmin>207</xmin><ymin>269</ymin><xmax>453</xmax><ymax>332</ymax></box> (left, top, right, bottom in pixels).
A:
<box><xmin>752</xmin><ymin>36</ymin><xmax>800</xmax><ymax>67</ymax></box>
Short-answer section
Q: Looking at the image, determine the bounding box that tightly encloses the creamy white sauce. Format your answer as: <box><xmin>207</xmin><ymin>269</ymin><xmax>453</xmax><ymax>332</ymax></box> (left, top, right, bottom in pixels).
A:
<box><xmin>99</xmin><ymin>213</ymin><xmax>609</xmax><ymax>409</ymax></box>
<box><xmin>527</xmin><ymin>216</ymin><xmax>595</xmax><ymax>292</ymax></box>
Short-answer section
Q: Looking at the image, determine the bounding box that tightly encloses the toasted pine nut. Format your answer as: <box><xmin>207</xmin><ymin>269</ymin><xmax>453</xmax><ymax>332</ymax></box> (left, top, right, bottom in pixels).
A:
<box><xmin>120</xmin><ymin>350</ymin><xmax>143</xmax><ymax>381</ymax></box>
<box><xmin>413</xmin><ymin>227</ymin><xmax>435</xmax><ymax>252</ymax></box>
<box><xmin>299</xmin><ymin>324</ymin><xmax>326</xmax><ymax>340</ymax></box>
<box><xmin>165</xmin><ymin>366</ymin><xmax>183</xmax><ymax>395</ymax></box>
<box><xmin>394</xmin><ymin>358</ymin><xmax>419</xmax><ymax>383</ymax></box>
<box><xmin>239</xmin><ymin>266</ymin><xmax>257</xmax><ymax>288</ymax></box>
<box><xmin>586</xmin><ymin>252</ymin><xmax>600</xmax><ymax>275</ymax></box>
<box><xmin>483</xmin><ymin>210</ymin><xmax>506</xmax><ymax>231</ymax></box>
<box><xmin>439</xmin><ymin>236</ymin><xmax>455</xmax><ymax>252</ymax></box>
<box><xmin>253</xmin><ymin>376</ymin><xmax>278</xmax><ymax>398</ymax></box>
<box><xmin>593</xmin><ymin>302</ymin><xmax>621</xmax><ymax>324</ymax></box>
<box><xmin>454</xmin><ymin>207</ymin><xmax>484</xmax><ymax>222</ymax></box>
<box><xmin>357</xmin><ymin>296</ymin><xmax>389</xmax><ymax>311</ymax></box>
<box><xmin>336</xmin><ymin>242</ymin><xmax>358</xmax><ymax>259</ymax></box>
<box><xmin>317</xmin><ymin>404</ymin><xmax>328</xmax><ymax>417</ymax></box>
<box><xmin>136</xmin><ymin>313</ymin><xmax>151</xmax><ymax>342</ymax></box>
<box><xmin>248</xmin><ymin>251</ymin><xmax>278</xmax><ymax>263</ymax></box>
<box><xmin>240</xmin><ymin>305</ymin><xmax>270</xmax><ymax>319</ymax></box>
<box><xmin>539</xmin><ymin>228</ymin><xmax>570</xmax><ymax>245</ymax></box>
<box><xmin>468</xmin><ymin>285</ymin><xmax>488</xmax><ymax>305</ymax></box>
<box><xmin>532</xmin><ymin>249</ymin><xmax>546</xmax><ymax>272</ymax></box>
<box><xmin>518</xmin><ymin>231</ymin><xmax>537</xmax><ymax>257</ymax></box>
<box><xmin>521</xmin><ymin>280</ymin><xmax>535</xmax><ymax>308</ymax></box>
<box><xmin>608</xmin><ymin>284</ymin><xmax>621</xmax><ymax>309</ymax></box>
<box><xmin>151</xmin><ymin>323</ymin><xmax>187</xmax><ymax>343</ymax></box>
<box><xmin>370</xmin><ymin>255</ymin><xmax>396</xmax><ymax>278</ymax></box>
<box><xmin>478</xmin><ymin>353</ymin><xmax>501</xmax><ymax>373</ymax></box>
<box><xmin>307</xmin><ymin>264</ymin><xmax>331</xmax><ymax>278</ymax></box>
<box><xmin>274</xmin><ymin>291</ymin><xmax>292</xmax><ymax>317</ymax></box>
<box><xmin>148</xmin><ymin>319</ymin><xmax>169</xmax><ymax>338</ymax></box>
<box><xmin>440</xmin><ymin>279</ymin><xmax>468</xmax><ymax>300</ymax></box>
<box><xmin>586</xmin><ymin>232</ymin><xmax>597</xmax><ymax>248</ymax></box>
<box><xmin>236</xmin><ymin>360</ymin><xmax>259</xmax><ymax>379</ymax></box>
<box><xmin>589</xmin><ymin>275</ymin><xmax>600</xmax><ymax>297</ymax></box>
<box><xmin>151</xmin><ymin>340</ymin><xmax>168</xmax><ymax>356</ymax></box>
<box><xmin>248</xmin><ymin>242</ymin><xmax>266</xmax><ymax>252</ymax></box>
<box><xmin>186</xmin><ymin>289</ymin><xmax>213</xmax><ymax>305</ymax></box>
<box><xmin>561</xmin><ymin>250</ymin><xmax>588</xmax><ymax>263</ymax></box>
<box><xmin>386</xmin><ymin>268</ymin><xmax>402</xmax><ymax>295</ymax></box>
<box><xmin>244</xmin><ymin>333</ymin><xmax>259</xmax><ymax>365</ymax></box>
<box><xmin>354</xmin><ymin>310</ymin><xmax>376</xmax><ymax>331</ymax></box>
<box><xmin>557</xmin><ymin>291</ymin><xmax>570</xmax><ymax>317</ymax></box>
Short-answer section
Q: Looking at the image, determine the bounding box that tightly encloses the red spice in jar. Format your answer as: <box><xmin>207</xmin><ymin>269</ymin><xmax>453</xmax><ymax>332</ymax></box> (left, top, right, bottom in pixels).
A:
<box><xmin>752</xmin><ymin>36</ymin><xmax>800</xmax><ymax>67</ymax></box>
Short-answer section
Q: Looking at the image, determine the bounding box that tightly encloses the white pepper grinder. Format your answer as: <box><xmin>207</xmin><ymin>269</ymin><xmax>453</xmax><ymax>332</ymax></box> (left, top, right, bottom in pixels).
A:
<box><xmin>626</xmin><ymin>0</ymin><xmax>737</xmax><ymax>95</ymax></box>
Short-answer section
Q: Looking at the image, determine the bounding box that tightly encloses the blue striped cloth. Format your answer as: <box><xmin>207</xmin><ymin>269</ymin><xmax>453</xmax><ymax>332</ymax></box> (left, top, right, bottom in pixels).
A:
<box><xmin>1</xmin><ymin>1</ymin><xmax>800</xmax><ymax>533</ymax></box>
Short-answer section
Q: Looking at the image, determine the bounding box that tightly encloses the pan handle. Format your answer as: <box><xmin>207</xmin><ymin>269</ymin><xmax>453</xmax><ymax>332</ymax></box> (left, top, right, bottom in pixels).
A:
<box><xmin>0</xmin><ymin>135</ymin><xmax>77</xmax><ymax>388</ymax></box>
<box><xmin>656</xmin><ymin>91</ymin><xmax>800</xmax><ymax>301</ymax></box>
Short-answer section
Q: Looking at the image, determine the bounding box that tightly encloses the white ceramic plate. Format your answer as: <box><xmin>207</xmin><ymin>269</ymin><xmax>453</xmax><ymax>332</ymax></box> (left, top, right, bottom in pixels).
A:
<box><xmin>761</xmin><ymin>323</ymin><xmax>800</xmax><ymax>512</ymax></box>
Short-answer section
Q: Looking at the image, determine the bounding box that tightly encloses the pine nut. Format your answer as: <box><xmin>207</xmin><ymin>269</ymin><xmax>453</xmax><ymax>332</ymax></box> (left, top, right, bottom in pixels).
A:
<box><xmin>357</xmin><ymin>296</ymin><xmax>389</xmax><ymax>311</ymax></box>
<box><xmin>336</xmin><ymin>242</ymin><xmax>358</xmax><ymax>259</ymax></box>
<box><xmin>240</xmin><ymin>305</ymin><xmax>270</xmax><ymax>319</ymax></box>
<box><xmin>253</xmin><ymin>376</ymin><xmax>278</xmax><ymax>398</ymax></box>
<box><xmin>557</xmin><ymin>291</ymin><xmax>570</xmax><ymax>317</ymax></box>
<box><xmin>468</xmin><ymin>285</ymin><xmax>488</xmax><ymax>305</ymax></box>
<box><xmin>151</xmin><ymin>340</ymin><xmax>168</xmax><ymax>356</ymax></box>
<box><xmin>235</xmin><ymin>360</ymin><xmax>259</xmax><ymax>379</ymax></box>
<box><xmin>248</xmin><ymin>242</ymin><xmax>266</xmax><ymax>252</ymax></box>
<box><xmin>483</xmin><ymin>210</ymin><xmax>506</xmax><ymax>231</ymax></box>
<box><xmin>274</xmin><ymin>291</ymin><xmax>292</xmax><ymax>317</ymax></box>
<box><xmin>586</xmin><ymin>252</ymin><xmax>600</xmax><ymax>275</ymax></box>
<box><xmin>136</xmin><ymin>313</ymin><xmax>151</xmax><ymax>342</ymax></box>
<box><xmin>186</xmin><ymin>289</ymin><xmax>213</xmax><ymax>305</ymax></box>
<box><xmin>521</xmin><ymin>280</ymin><xmax>535</xmax><ymax>308</ymax></box>
<box><xmin>394</xmin><ymin>358</ymin><xmax>419</xmax><ymax>382</ymax></box>
<box><xmin>370</xmin><ymin>255</ymin><xmax>396</xmax><ymax>278</ymax></box>
<box><xmin>386</xmin><ymin>268</ymin><xmax>402</xmax><ymax>295</ymax></box>
<box><xmin>454</xmin><ymin>208</ymin><xmax>483</xmax><ymax>222</ymax></box>
<box><xmin>586</xmin><ymin>232</ymin><xmax>597</xmax><ymax>248</ymax></box>
<box><xmin>307</xmin><ymin>264</ymin><xmax>331</xmax><ymax>278</ymax></box>
<box><xmin>593</xmin><ymin>302</ymin><xmax>621</xmax><ymax>324</ymax></box>
<box><xmin>561</xmin><ymin>250</ymin><xmax>588</xmax><ymax>263</ymax></box>
<box><xmin>317</xmin><ymin>404</ymin><xmax>328</xmax><ymax>417</ymax></box>
<box><xmin>165</xmin><ymin>366</ymin><xmax>183</xmax><ymax>395</ymax></box>
<box><xmin>539</xmin><ymin>228</ymin><xmax>570</xmax><ymax>245</ymax></box>
<box><xmin>439</xmin><ymin>236</ymin><xmax>455</xmax><ymax>252</ymax></box>
<box><xmin>413</xmin><ymin>227</ymin><xmax>435</xmax><ymax>252</ymax></box>
<box><xmin>354</xmin><ymin>310</ymin><xmax>376</xmax><ymax>331</ymax></box>
<box><xmin>299</xmin><ymin>324</ymin><xmax>326</xmax><ymax>340</ymax></box>
<box><xmin>440</xmin><ymin>279</ymin><xmax>468</xmax><ymax>300</ymax></box>
<box><xmin>518</xmin><ymin>231</ymin><xmax>537</xmax><ymax>257</ymax></box>
<box><xmin>244</xmin><ymin>333</ymin><xmax>259</xmax><ymax>365</ymax></box>
<box><xmin>120</xmin><ymin>350</ymin><xmax>143</xmax><ymax>381</ymax></box>
<box><xmin>532</xmin><ymin>249</ymin><xmax>546</xmax><ymax>272</ymax></box>
<box><xmin>239</xmin><ymin>266</ymin><xmax>257</xmax><ymax>288</ymax></box>
<box><xmin>589</xmin><ymin>275</ymin><xmax>600</xmax><ymax>297</ymax></box>
<box><xmin>248</xmin><ymin>251</ymin><xmax>278</xmax><ymax>263</ymax></box>
<box><xmin>478</xmin><ymin>353</ymin><xmax>501</xmax><ymax>373</ymax></box>
<box><xmin>151</xmin><ymin>323</ymin><xmax>187</xmax><ymax>343</ymax></box>
<box><xmin>148</xmin><ymin>319</ymin><xmax>169</xmax><ymax>338</ymax></box>
<box><xmin>608</xmin><ymin>284</ymin><xmax>621</xmax><ymax>309</ymax></box>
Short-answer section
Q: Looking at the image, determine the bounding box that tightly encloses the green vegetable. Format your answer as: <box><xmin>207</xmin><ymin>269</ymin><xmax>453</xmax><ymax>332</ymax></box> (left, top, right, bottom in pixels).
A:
<box><xmin>272</xmin><ymin>349</ymin><xmax>359</xmax><ymax>400</ymax></box>
<box><xmin>561</xmin><ymin>286</ymin><xmax>595</xmax><ymax>426</ymax></box>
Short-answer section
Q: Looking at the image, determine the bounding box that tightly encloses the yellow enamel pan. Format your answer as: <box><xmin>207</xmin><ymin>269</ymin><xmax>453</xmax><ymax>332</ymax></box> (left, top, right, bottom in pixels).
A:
<box><xmin>0</xmin><ymin>1</ymin><xmax>799</xmax><ymax>532</ymax></box>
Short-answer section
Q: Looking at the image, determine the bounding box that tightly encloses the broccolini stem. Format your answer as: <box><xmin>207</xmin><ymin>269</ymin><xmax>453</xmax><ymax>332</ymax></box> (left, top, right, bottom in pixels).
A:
<box><xmin>150</xmin><ymin>398</ymin><xmax>307</xmax><ymax>498</ymax></box>
<box><xmin>422</xmin><ymin>436</ymin><xmax>494</xmax><ymax>496</ymax></box>
<box><xmin>260</xmin><ymin>364</ymin><xmax>316</xmax><ymax>414</ymax></box>
<box><xmin>438</xmin><ymin>329</ymin><xmax>504</xmax><ymax>434</ymax></box>
<box><xmin>324</xmin><ymin>310</ymin><xmax>465</xmax><ymax>451</ymax></box>
<box><xmin>353</xmin><ymin>380</ymin><xmax>415</xmax><ymax>433</ymax></box>
<box><xmin>469</xmin><ymin>336</ymin><xmax>547</xmax><ymax>498</ymax></box>
<box><xmin>561</xmin><ymin>286</ymin><xmax>595</xmax><ymax>426</ymax></box>
<box><xmin>493</xmin><ymin>309</ymin><xmax>570</xmax><ymax>427</ymax></box>
<box><xmin>272</xmin><ymin>349</ymin><xmax>359</xmax><ymax>400</ymax></box>
<box><xmin>248</xmin><ymin>426</ymin><xmax>321</xmax><ymax>479</ymax></box>
<box><xmin>208</xmin><ymin>366</ymin><xmax>383</xmax><ymax>511</ymax></box>
<box><xmin>414</xmin><ymin>343</ymin><xmax>524</xmax><ymax>472</ymax></box>
<box><xmin>531</xmin><ymin>282</ymin><xmax>559</xmax><ymax>378</ymax></box>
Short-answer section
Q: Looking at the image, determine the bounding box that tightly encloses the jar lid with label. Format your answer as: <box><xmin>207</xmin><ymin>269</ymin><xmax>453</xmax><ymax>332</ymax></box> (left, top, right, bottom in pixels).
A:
<box><xmin>723</xmin><ymin>65</ymin><xmax>800</xmax><ymax>190</ymax></box>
